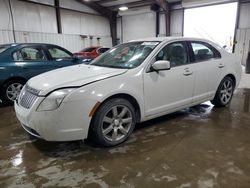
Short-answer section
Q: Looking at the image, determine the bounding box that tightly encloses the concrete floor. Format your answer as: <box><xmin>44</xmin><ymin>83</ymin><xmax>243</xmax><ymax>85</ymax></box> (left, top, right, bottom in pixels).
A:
<box><xmin>0</xmin><ymin>88</ymin><xmax>250</xmax><ymax>188</ymax></box>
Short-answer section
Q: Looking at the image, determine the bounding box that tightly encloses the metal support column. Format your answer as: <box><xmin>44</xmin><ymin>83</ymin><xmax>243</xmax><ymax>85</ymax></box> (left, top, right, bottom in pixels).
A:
<box><xmin>55</xmin><ymin>0</ymin><xmax>62</xmax><ymax>34</ymax></box>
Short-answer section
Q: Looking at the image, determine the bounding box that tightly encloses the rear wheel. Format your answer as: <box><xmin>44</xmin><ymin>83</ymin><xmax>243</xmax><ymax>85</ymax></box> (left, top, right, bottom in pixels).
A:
<box><xmin>211</xmin><ymin>76</ymin><xmax>235</xmax><ymax>107</ymax></box>
<box><xmin>90</xmin><ymin>98</ymin><xmax>136</xmax><ymax>147</ymax></box>
<box><xmin>0</xmin><ymin>80</ymin><xmax>25</xmax><ymax>105</ymax></box>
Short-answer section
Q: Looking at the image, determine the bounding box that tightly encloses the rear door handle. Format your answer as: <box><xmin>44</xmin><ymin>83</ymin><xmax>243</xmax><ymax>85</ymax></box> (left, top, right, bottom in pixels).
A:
<box><xmin>218</xmin><ymin>63</ymin><xmax>225</xmax><ymax>68</ymax></box>
<box><xmin>183</xmin><ymin>68</ymin><xmax>193</xmax><ymax>76</ymax></box>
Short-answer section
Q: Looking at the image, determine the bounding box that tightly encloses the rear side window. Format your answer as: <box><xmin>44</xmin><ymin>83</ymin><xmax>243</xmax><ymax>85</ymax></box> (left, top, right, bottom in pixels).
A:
<box><xmin>13</xmin><ymin>47</ymin><xmax>47</xmax><ymax>61</ymax></box>
<box><xmin>48</xmin><ymin>47</ymin><xmax>72</xmax><ymax>59</ymax></box>
<box><xmin>190</xmin><ymin>42</ymin><xmax>221</xmax><ymax>62</ymax></box>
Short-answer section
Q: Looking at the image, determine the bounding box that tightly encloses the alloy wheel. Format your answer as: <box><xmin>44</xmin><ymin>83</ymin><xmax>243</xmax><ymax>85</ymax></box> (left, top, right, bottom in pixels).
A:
<box><xmin>220</xmin><ymin>79</ymin><xmax>233</xmax><ymax>105</ymax></box>
<box><xmin>101</xmin><ymin>105</ymin><xmax>133</xmax><ymax>142</ymax></box>
<box><xmin>6</xmin><ymin>83</ymin><xmax>23</xmax><ymax>101</ymax></box>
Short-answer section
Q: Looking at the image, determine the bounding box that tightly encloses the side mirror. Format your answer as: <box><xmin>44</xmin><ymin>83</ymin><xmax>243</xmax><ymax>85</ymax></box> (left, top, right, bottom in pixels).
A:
<box><xmin>151</xmin><ymin>60</ymin><xmax>171</xmax><ymax>71</ymax></box>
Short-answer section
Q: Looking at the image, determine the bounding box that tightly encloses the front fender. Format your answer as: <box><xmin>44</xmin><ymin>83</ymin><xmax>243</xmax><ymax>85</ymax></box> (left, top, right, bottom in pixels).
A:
<box><xmin>64</xmin><ymin>71</ymin><xmax>145</xmax><ymax>121</ymax></box>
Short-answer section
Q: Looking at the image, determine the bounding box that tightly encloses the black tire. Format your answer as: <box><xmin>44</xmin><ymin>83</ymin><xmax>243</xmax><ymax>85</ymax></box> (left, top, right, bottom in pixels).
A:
<box><xmin>0</xmin><ymin>80</ymin><xmax>25</xmax><ymax>105</ymax></box>
<box><xmin>211</xmin><ymin>76</ymin><xmax>235</xmax><ymax>107</ymax></box>
<box><xmin>90</xmin><ymin>98</ymin><xmax>136</xmax><ymax>147</ymax></box>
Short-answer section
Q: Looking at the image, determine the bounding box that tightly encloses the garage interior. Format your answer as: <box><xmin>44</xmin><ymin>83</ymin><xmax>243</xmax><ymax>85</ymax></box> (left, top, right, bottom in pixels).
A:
<box><xmin>1</xmin><ymin>0</ymin><xmax>250</xmax><ymax>187</ymax></box>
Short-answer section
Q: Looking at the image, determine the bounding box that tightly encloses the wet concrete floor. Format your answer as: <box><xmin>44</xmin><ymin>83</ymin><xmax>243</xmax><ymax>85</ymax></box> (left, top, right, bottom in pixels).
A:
<box><xmin>0</xmin><ymin>89</ymin><xmax>250</xmax><ymax>188</ymax></box>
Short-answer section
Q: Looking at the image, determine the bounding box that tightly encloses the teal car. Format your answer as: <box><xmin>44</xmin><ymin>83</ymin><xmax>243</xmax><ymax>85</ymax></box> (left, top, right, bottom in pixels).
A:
<box><xmin>0</xmin><ymin>43</ymin><xmax>84</xmax><ymax>104</ymax></box>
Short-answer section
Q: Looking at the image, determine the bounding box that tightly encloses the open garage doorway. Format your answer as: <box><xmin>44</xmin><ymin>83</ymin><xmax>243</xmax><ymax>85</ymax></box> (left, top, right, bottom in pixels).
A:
<box><xmin>184</xmin><ymin>2</ymin><xmax>238</xmax><ymax>52</ymax></box>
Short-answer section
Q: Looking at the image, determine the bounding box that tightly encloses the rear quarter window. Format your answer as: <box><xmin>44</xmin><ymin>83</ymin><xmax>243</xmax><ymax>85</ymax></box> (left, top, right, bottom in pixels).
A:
<box><xmin>48</xmin><ymin>47</ymin><xmax>72</xmax><ymax>59</ymax></box>
<box><xmin>190</xmin><ymin>42</ymin><xmax>221</xmax><ymax>62</ymax></box>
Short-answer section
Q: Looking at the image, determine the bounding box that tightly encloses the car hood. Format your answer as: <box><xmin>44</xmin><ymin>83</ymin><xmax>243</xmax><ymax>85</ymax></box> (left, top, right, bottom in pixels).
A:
<box><xmin>27</xmin><ymin>64</ymin><xmax>127</xmax><ymax>95</ymax></box>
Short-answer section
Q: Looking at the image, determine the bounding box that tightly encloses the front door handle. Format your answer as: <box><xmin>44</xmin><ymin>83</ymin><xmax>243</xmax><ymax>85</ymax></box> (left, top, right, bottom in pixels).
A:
<box><xmin>218</xmin><ymin>63</ymin><xmax>225</xmax><ymax>68</ymax></box>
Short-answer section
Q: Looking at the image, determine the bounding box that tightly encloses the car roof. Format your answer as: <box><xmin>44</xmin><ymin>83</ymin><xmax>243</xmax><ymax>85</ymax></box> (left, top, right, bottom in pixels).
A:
<box><xmin>0</xmin><ymin>43</ymin><xmax>61</xmax><ymax>46</ymax></box>
<box><xmin>130</xmin><ymin>37</ymin><xmax>215</xmax><ymax>43</ymax></box>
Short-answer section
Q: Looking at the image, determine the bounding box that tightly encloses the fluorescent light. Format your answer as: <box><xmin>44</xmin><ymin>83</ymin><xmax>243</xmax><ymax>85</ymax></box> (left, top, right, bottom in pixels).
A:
<box><xmin>119</xmin><ymin>6</ymin><xmax>128</xmax><ymax>11</ymax></box>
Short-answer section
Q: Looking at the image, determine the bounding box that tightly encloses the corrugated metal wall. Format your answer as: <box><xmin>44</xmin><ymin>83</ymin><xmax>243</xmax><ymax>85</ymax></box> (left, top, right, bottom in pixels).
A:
<box><xmin>117</xmin><ymin>6</ymin><xmax>184</xmax><ymax>43</ymax></box>
<box><xmin>159</xmin><ymin>9</ymin><xmax>184</xmax><ymax>37</ymax></box>
<box><xmin>0</xmin><ymin>30</ymin><xmax>14</xmax><ymax>44</ymax></box>
<box><xmin>60</xmin><ymin>9</ymin><xmax>111</xmax><ymax>37</ymax></box>
<box><xmin>170</xmin><ymin>9</ymin><xmax>184</xmax><ymax>36</ymax></box>
<box><xmin>159</xmin><ymin>14</ymin><xmax>166</xmax><ymax>37</ymax></box>
<box><xmin>122</xmin><ymin>11</ymin><xmax>156</xmax><ymax>42</ymax></box>
<box><xmin>117</xmin><ymin>7</ymin><xmax>156</xmax><ymax>43</ymax></box>
<box><xmin>0</xmin><ymin>0</ymin><xmax>112</xmax><ymax>52</ymax></box>
<box><xmin>235</xmin><ymin>2</ymin><xmax>250</xmax><ymax>65</ymax></box>
<box><xmin>116</xmin><ymin>17</ymin><xmax>122</xmax><ymax>44</ymax></box>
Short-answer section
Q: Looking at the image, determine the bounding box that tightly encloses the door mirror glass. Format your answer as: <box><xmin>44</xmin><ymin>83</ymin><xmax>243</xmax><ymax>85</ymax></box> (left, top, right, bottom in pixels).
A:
<box><xmin>152</xmin><ymin>60</ymin><xmax>170</xmax><ymax>71</ymax></box>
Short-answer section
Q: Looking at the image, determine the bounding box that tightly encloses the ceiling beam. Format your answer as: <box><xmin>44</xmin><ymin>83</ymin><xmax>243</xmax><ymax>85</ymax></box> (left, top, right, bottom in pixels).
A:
<box><xmin>95</xmin><ymin>0</ymin><xmax>119</xmax><ymax>3</ymax></box>
<box><xmin>108</xmin><ymin>0</ymin><xmax>154</xmax><ymax>10</ymax></box>
<box><xmin>77</xmin><ymin>0</ymin><xmax>113</xmax><ymax>18</ymax></box>
<box><xmin>154</xmin><ymin>0</ymin><xmax>168</xmax><ymax>11</ymax></box>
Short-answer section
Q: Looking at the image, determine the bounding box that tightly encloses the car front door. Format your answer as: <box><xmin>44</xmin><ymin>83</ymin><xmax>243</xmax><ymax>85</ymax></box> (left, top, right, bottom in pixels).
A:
<box><xmin>188</xmin><ymin>41</ymin><xmax>223</xmax><ymax>102</ymax></box>
<box><xmin>12</xmin><ymin>45</ymin><xmax>55</xmax><ymax>79</ymax></box>
<box><xmin>143</xmin><ymin>41</ymin><xmax>195</xmax><ymax>117</ymax></box>
<box><xmin>46</xmin><ymin>45</ymin><xmax>79</xmax><ymax>68</ymax></box>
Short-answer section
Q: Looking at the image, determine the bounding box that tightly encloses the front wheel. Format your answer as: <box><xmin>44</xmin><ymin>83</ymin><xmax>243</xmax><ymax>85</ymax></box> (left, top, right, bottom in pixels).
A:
<box><xmin>211</xmin><ymin>76</ymin><xmax>235</xmax><ymax>107</ymax></box>
<box><xmin>1</xmin><ymin>80</ymin><xmax>25</xmax><ymax>105</ymax></box>
<box><xmin>90</xmin><ymin>98</ymin><xmax>136</xmax><ymax>147</ymax></box>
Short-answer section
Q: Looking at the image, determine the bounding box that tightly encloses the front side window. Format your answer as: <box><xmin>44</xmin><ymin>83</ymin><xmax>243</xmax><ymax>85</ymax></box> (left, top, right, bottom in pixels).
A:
<box><xmin>13</xmin><ymin>47</ymin><xmax>47</xmax><ymax>61</ymax></box>
<box><xmin>48</xmin><ymin>47</ymin><xmax>72</xmax><ymax>59</ymax></box>
<box><xmin>91</xmin><ymin>41</ymin><xmax>159</xmax><ymax>69</ymax></box>
<box><xmin>191</xmin><ymin>42</ymin><xmax>221</xmax><ymax>62</ymax></box>
<box><xmin>156</xmin><ymin>42</ymin><xmax>188</xmax><ymax>67</ymax></box>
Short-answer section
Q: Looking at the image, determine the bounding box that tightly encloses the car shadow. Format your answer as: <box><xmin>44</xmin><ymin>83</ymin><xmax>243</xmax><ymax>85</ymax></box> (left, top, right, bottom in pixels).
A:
<box><xmin>0</xmin><ymin>102</ymin><xmax>12</xmax><ymax>108</ymax></box>
<box><xmin>29</xmin><ymin>103</ymin><xmax>214</xmax><ymax>159</ymax></box>
<box><xmin>0</xmin><ymin>98</ymin><xmax>5</xmax><ymax>108</ymax></box>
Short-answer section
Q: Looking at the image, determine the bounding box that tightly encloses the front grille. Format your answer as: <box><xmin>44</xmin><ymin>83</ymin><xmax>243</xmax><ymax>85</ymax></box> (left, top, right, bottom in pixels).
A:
<box><xmin>18</xmin><ymin>85</ymin><xmax>40</xmax><ymax>109</ymax></box>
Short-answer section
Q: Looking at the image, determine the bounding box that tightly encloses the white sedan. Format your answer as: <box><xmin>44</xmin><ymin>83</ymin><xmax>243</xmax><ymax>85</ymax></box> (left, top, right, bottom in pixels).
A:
<box><xmin>15</xmin><ymin>37</ymin><xmax>242</xmax><ymax>146</ymax></box>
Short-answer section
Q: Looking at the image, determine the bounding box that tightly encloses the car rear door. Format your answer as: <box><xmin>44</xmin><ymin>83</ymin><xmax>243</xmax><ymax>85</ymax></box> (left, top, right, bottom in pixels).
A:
<box><xmin>187</xmin><ymin>41</ymin><xmax>223</xmax><ymax>102</ymax></box>
<box><xmin>143</xmin><ymin>41</ymin><xmax>195</xmax><ymax>117</ymax></box>
<box><xmin>45</xmin><ymin>45</ymin><xmax>79</xmax><ymax>68</ymax></box>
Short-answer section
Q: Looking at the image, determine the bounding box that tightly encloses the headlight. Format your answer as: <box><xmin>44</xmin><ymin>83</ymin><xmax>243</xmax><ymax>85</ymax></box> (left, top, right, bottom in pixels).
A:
<box><xmin>37</xmin><ymin>88</ymin><xmax>75</xmax><ymax>111</ymax></box>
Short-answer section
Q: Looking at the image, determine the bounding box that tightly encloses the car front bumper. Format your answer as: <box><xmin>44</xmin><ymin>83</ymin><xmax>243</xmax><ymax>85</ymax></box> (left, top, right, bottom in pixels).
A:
<box><xmin>14</xmin><ymin>98</ymin><xmax>92</xmax><ymax>141</ymax></box>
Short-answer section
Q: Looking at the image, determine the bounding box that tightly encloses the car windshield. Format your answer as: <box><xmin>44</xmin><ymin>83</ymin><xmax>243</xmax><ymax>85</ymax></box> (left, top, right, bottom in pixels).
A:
<box><xmin>90</xmin><ymin>41</ymin><xmax>160</xmax><ymax>69</ymax></box>
<box><xmin>81</xmin><ymin>47</ymin><xmax>96</xmax><ymax>52</ymax></box>
<box><xmin>0</xmin><ymin>44</ymin><xmax>11</xmax><ymax>54</ymax></box>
